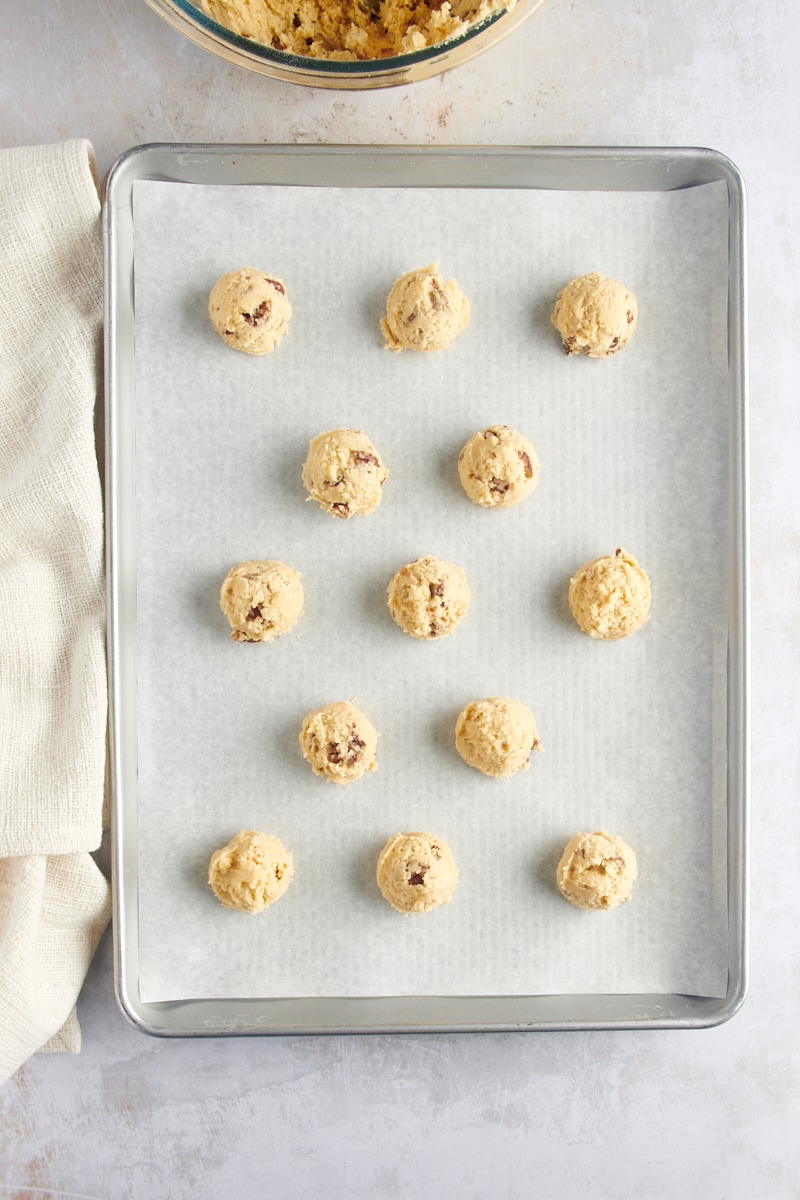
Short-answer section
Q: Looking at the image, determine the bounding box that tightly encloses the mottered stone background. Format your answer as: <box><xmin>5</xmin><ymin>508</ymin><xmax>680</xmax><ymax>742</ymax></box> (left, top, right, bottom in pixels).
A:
<box><xmin>1</xmin><ymin>1</ymin><xmax>798</xmax><ymax>1196</ymax></box>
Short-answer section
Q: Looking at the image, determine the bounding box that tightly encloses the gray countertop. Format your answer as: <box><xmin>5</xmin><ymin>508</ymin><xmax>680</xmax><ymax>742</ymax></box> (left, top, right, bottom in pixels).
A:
<box><xmin>1</xmin><ymin>0</ymin><xmax>799</xmax><ymax>1196</ymax></box>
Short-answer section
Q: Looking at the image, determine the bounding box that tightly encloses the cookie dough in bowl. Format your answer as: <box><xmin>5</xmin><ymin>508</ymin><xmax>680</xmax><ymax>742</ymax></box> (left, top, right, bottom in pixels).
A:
<box><xmin>299</xmin><ymin>700</ymin><xmax>379</xmax><ymax>784</ymax></box>
<box><xmin>199</xmin><ymin>0</ymin><xmax>524</xmax><ymax>63</ymax></box>
<box><xmin>457</xmin><ymin>425</ymin><xmax>540</xmax><ymax>509</ymax></box>
<box><xmin>568</xmin><ymin>548</ymin><xmax>651</xmax><ymax>640</ymax></box>
<box><xmin>556</xmin><ymin>830</ymin><xmax>638</xmax><ymax>911</ymax></box>
<box><xmin>208</xmin><ymin>267</ymin><xmax>291</xmax><ymax>355</ymax></box>
<box><xmin>302</xmin><ymin>428</ymin><xmax>388</xmax><ymax>519</ymax></box>
<box><xmin>455</xmin><ymin>696</ymin><xmax>542</xmax><ymax>779</ymax></box>
<box><xmin>208</xmin><ymin>830</ymin><xmax>294</xmax><ymax>913</ymax></box>
<box><xmin>386</xmin><ymin>556</ymin><xmax>471</xmax><ymax>639</ymax></box>
<box><xmin>381</xmin><ymin>263</ymin><xmax>470</xmax><ymax>352</ymax></box>
<box><xmin>376</xmin><ymin>832</ymin><xmax>458</xmax><ymax>913</ymax></box>
<box><xmin>551</xmin><ymin>272</ymin><xmax>637</xmax><ymax>358</ymax></box>
<box><xmin>219</xmin><ymin>559</ymin><xmax>304</xmax><ymax>643</ymax></box>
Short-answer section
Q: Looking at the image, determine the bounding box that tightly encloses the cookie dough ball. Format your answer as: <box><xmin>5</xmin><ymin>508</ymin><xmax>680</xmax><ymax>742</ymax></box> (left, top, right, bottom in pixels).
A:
<box><xmin>556</xmin><ymin>830</ymin><xmax>638</xmax><ymax>911</ymax></box>
<box><xmin>458</xmin><ymin>425</ymin><xmax>541</xmax><ymax>509</ymax></box>
<box><xmin>381</xmin><ymin>262</ymin><xmax>470</xmax><ymax>353</ymax></box>
<box><xmin>299</xmin><ymin>701</ymin><xmax>379</xmax><ymax>785</ymax></box>
<box><xmin>220</xmin><ymin>559</ymin><xmax>303</xmax><ymax>643</ymax></box>
<box><xmin>387</xmin><ymin>556</ymin><xmax>471</xmax><ymax>640</ymax></box>
<box><xmin>208</xmin><ymin>268</ymin><xmax>291</xmax><ymax>355</ymax></box>
<box><xmin>551</xmin><ymin>272</ymin><xmax>637</xmax><ymax>358</ymax></box>
<box><xmin>568</xmin><ymin>548</ymin><xmax>651</xmax><ymax>640</ymax></box>
<box><xmin>455</xmin><ymin>697</ymin><xmax>543</xmax><ymax>779</ymax></box>
<box><xmin>302</xmin><ymin>428</ymin><xmax>388</xmax><ymax>519</ymax></box>
<box><xmin>208</xmin><ymin>830</ymin><xmax>294</xmax><ymax>914</ymax></box>
<box><xmin>376</xmin><ymin>832</ymin><xmax>458</xmax><ymax>914</ymax></box>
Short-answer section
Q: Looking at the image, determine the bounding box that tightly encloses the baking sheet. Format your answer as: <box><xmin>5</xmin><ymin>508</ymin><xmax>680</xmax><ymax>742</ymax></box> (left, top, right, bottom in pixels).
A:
<box><xmin>130</xmin><ymin>176</ymin><xmax>730</xmax><ymax>1004</ymax></box>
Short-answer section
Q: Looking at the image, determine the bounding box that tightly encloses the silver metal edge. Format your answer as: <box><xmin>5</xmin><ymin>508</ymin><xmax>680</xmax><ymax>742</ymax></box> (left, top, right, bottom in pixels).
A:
<box><xmin>104</xmin><ymin>144</ymin><xmax>749</xmax><ymax>1036</ymax></box>
<box><xmin>718</xmin><ymin>150</ymin><xmax>750</xmax><ymax>1026</ymax></box>
<box><xmin>104</xmin><ymin>151</ymin><xmax>143</xmax><ymax>1036</ymax></box>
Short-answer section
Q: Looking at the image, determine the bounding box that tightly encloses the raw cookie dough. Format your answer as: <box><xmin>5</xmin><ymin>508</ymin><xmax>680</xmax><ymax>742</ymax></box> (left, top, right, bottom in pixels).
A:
<box><xmin>208</xmin><ymin>267</ymin><xmax>291</xmax><ymax>355</ymax></box>
<box><xmin>381</xmin><ymin>263</ymin><xmax>470</xmax><ymax>353</ymax></box>
<box><xmin>376</xmin><ymin>832</ymin><xmax>458</xmax><ymax>914</ymax></box>
<box><xmin>556</xmin><ymin>830</ymin><xmax>638</xmax><ymax>911</ymax></box>
<box><xmin>220</xmin><ymin>559</ymin><xmax>304</xmax><ymax>643</ymax></box>
<box><xmin>302</xmin><ymin>428</ymin><xmax>388</xmax><ymax>519</ymax></box>
<box><xmin>457</xmin><ymin>425</ymin><xmax>541</xmax><ymax>509</ymax></box>
<box><xmin>201</xmin><ymin>0</ymin><xmax>512</xmax><ymax>62</ymax></box>
<box><xmin>568</xmin><ymin>548</ymin><xmax>651</xmax><ymax>640</ymax></box>
<box><xmin>208</xmin><ymin>830</ymin><xmax>294</xmax><ymax>913</ymax></box>
<box><xmin>551</xmin><ymin>272</ymin><xmax>637</xmax><ymax>358</ymax></box>
<box><xmin>455</xmin><ymin>696</ymin><xmax>542</xmax><ymax>779</ymax></box>
<box><xmin>387</xmin><ymin>556</ymin><xmax>471</xmax><ymax>639</ymax></box>
<box><xmin>299</xmin><ymin>701</ymin><xmax>379</xmax><ymax>784</ymax></box>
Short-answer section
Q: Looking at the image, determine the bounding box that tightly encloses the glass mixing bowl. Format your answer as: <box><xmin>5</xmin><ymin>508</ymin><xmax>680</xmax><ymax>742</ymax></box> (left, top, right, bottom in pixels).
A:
<box><xmin>144</xmin><ymin>0</ymin><xmax>547</xmax><ymax>88</ymax></box>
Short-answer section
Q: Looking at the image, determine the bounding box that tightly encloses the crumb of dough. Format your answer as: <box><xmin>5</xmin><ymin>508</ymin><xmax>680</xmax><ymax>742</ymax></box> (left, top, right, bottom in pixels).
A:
<box><xmin>208</xmin><ymin>830</ymin><xmax>294</xmax><ymax>913</ymax></box>
<box><xmin>455</xmin><ymin>696</ymin><xmax>542</xmax><ymax>778</ymax></box>
<box><xmin>377</xmin><ymin>832</ymin><xmax>458</xmax><ymax>913</ymax></box>
<box><xmin>299</xmin><ymin>701</ymin><xmax>379</xmax><ymax>784</ymax></box>
<box><xmin>381</xmin><ymin>263</ymin><xmax>470</xmax><ymax>352</ymax></box>
<box><xmin>208</xmin><ymin>268</ymin><xmax>291</xmax><ymax>355</ymax></box>
<box><xmin>551</xmin><ymin>272</ymin><xmax>637</xmax><ymax>358</ymax></box>
<box><xmin>219</xmin><ymin>560</ymin><xmax>304</xmax><ymax>643</ymax></box>
<box><xmin>386</xmin><ymin>556</ymin><xmax>470</xmax><ymax>639</ymax></box>
<box><xmin>200</xmin><ymin>0</ymin><xmax>515</xmax><ymax>62</ymax></box>
<box><xmin>302</xmin><ymin>428</ymin><xmax>388</xmax><ymax>519</ymax></box>
<box><xmin>568</xmin><ymin>548</ymin><xmax>651</xmax><ymax>640</ymax></box>
<box><xmin>556</xmin><ymin>830</ymin><xmax>637</xmax><ymax>911</ymax></box>
<box><xmin>458</xmin><ymin>425</ymin><xmax>540</xmax><ymax>508</ymax></box>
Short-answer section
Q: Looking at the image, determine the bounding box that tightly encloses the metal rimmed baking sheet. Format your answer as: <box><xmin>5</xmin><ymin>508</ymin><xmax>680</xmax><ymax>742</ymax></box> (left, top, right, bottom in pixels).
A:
<box><xmin>104</xmin><ymin>144</ymin><xmax>748</xmax><ymax>1035</ymax></box>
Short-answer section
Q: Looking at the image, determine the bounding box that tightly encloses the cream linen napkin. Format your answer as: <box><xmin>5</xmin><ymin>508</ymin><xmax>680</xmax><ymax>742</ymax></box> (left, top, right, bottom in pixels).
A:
<box><xmin>0</xmin><ymin>139</ymin><xmax>110</xmax><ymax>1084</ymax></box>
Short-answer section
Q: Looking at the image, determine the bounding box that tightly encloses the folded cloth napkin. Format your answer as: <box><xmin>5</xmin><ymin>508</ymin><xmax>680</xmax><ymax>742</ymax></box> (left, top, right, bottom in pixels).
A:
<box><xmin>0</xmin><ymin>139</ymin><xmax>110</xmax><ymax>1084</ymax></box>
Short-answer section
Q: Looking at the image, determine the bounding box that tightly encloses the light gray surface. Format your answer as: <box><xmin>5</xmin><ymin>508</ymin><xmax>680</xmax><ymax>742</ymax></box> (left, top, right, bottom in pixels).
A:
<box><xmin>0</xmin><ymin>0</ymin><xmax>797</xmax><ymax>1196</ymax></box>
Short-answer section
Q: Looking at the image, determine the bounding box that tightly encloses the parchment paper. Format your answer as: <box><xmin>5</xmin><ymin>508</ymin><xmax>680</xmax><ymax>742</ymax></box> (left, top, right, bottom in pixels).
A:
<box><xmin>131</xmin><ymin>177</ymin><xmax>730</xmax><ymax>1002</ymax></box>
